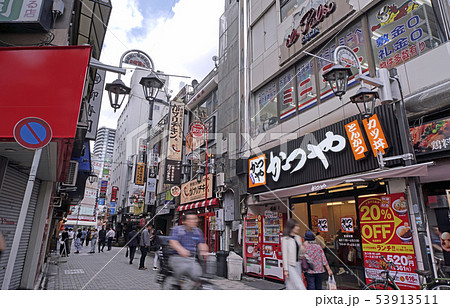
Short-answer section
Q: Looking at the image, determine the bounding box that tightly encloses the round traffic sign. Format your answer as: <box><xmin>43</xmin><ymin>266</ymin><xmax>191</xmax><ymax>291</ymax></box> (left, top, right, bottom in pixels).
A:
<box><xmin>171</xmin><ymin>186</ymin><xmax>181</xmax><ymax>197</ymax></box>
<box><xmin>190</xmin><ymin>123</ymin><xmax>204</xmax><ymax>138</ymax></box>
<box><xmin>13</xmin><ymin>117</ymin><xmax>52</xmax><ymax>149</ymax></box>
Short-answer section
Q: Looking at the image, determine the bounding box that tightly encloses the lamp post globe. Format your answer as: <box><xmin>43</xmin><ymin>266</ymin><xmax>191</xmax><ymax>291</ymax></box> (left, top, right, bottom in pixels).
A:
<box><xmin>322</xmin><ymin>64</ymin><xmax>352</xmax><ymax>99</ymax></box>
<box><xmin>105</xmin><ymin>79</ymin><xmax>131</xmax><ymax>112</ymax></box>
<box><xmin>139</xmin><ymin>71</ymin><xmax>165</xmax><ymax>101</ymax></box>
<box><xmin>350</xmin><ymin>86</ymin><xmax>379</xmax><ymax>118</ymax></box>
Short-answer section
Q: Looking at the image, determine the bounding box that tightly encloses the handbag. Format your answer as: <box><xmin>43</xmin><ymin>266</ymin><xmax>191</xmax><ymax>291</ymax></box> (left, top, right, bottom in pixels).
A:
<box><xmin>327</xmin><ymin>275</ymin><xmax>337</xmax><ymax>290</ymax></box>
<box><xmin>301</xmin><ymin>256</ymin><xmax>315</xmax><ymax>271</ymax></box>
<box><xmin>125</xmin><ymin>247</ymin><xmax>129</xmax><ymax>258</ymax></box>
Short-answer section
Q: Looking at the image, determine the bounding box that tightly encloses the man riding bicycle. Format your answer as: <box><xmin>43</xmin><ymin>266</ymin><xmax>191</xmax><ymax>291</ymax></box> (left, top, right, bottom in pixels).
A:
<box><xmin>169</xmin><ymin>213</ymin><xmax>208</xmax><ymax>288</ymax></box>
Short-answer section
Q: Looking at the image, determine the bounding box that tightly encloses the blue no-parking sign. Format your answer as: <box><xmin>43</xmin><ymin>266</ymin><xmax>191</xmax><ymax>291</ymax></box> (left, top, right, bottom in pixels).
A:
<box><xmin>13</xmin><ymin>117</ymin><xmax>52</xmax><ymax>149</ymax></box>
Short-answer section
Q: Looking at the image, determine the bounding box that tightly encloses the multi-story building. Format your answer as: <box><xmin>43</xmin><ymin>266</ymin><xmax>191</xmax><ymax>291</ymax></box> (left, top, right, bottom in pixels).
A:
<box><xmin>93</xmin><ymin>127</ymin><xmax>116</xmax><ymax>161</ymax></box>
<box><xmin>238</xmin><ymin>0</ymin><xmax>450</xmax><ymax>288</ymax></box>
<box><xmin>0</xmin><ymin>0</ymin><xmax>112</xmax><ymax>289</ymax></box>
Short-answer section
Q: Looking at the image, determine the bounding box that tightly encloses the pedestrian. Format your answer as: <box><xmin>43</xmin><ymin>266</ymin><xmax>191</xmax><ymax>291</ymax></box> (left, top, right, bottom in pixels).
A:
<box><xmin>85</xmin><ymin>228</ymin><xmax>91</xmax><ymax>247</ymax></box>
<box><xmin>81</xmin><ymin>228</ymin><xmax>87</xmax><ymax>245</ymax></box>
<box><xmin>315</xmin><ymin>232</ymin><xmax>326</xmax><ymax>250</ymax></box>
<box><xmin>281</xmin><ymin>219</ymin><xmax>306</xmax><ymax>290</ymax></box>
<box><xmin>127</xmin><ymin>226</ymin><xmax>140</xmax><ymax>265</ymax></box>
<box><xmin>74</xmin><ymin>229</ymin><xmax>82</xmax><ymax>254</ymax></box>
<box><xmin>98</xmin><ymin>225</ymin><xmax>106</xmax><ymax>252</ymax></box>
<box><xmin>139</xmin><ymin>225</ymin><xmax>152</xmax><ymax>270</ymax></box>
<box><xmin>68</xmin><ymin>228</ymin><xmax>74</xmax><ymax>252</ymax></box>
<box><xmin>106</xmin><ymin>227</ymin><xmax>115</xmax><ymax>251</ymax></box>
<box><xmin>60</xmin><ymin>228</ymin><xmax>69</xmax><ymax>256</ymax></box>
<box><xmin>89</xmin><ymin>229</ymin><xmax>98</xmax><ymax>253</ymax></box>
<box><xmin>303</xmin><ymin>230</ymin><xmax>333</xmax><ymax>290</ymax></box>
<box><xmin>153</xmin><ymin>229</ymin><xmax>164</xmax><ymax>270</ymax></box>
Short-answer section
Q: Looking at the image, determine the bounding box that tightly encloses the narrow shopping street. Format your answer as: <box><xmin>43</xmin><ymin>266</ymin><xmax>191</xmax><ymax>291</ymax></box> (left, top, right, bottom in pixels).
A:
<box><xmin>42</xmin><ymin>245</ymin><xmax>283</xmax><ymax>290</ymax></box>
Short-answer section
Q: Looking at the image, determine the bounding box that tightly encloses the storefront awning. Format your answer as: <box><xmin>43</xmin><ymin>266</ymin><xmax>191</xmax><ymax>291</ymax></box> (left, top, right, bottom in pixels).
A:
<box><xmin>256</xmin><ymin>162</ymin><xmax>432</xmax><ymax>202</ymax></box>
<box><xmin>177</xmin><ymin>198</ymin><xmax>219</xmax><ymax>212</ymax></box>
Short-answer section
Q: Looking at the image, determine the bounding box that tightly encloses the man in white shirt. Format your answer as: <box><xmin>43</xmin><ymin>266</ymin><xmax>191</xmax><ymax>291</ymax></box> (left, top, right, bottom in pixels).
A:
<box><xmin>68</xmin><ymin>228</ymin><xmax>75</xmax><ymax>253</ymax></box>
<box><xmin>106</xmin><ymin>228</ymin><xmax>115</xmax><ymax>251</ymax></box>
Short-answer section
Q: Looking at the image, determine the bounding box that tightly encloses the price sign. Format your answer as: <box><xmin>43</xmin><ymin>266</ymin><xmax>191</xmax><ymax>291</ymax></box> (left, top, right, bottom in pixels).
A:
<box><xmin>318</xmin><ymin>218</ymin><xmax>328</xmax><ymax>232</ymax></box>
<box><xmin>341</xmin><ymin>217</ymin><xmax>354</xmax><ymax>233</ymax></box>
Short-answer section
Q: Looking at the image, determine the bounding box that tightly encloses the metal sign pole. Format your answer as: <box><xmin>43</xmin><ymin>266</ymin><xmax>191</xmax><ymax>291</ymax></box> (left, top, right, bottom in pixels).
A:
<box><xmin>2</xmin><ymin>148</ymin><xmax>42</xmax><ymax>290</ymax></box>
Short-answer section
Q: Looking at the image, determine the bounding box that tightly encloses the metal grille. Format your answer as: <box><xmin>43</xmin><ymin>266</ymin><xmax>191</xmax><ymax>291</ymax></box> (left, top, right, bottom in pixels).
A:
<box><xmin>0</xmin><ymin>165</ymin><xmax>40</xmax><ymax>289</ymax></box>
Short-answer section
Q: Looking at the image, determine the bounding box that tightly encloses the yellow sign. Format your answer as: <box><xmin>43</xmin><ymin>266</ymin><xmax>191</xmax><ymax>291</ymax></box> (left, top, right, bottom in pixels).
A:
<box><xmin>135</xmin><ymin>162</ymin><xmax>145</xmax><ymax>185</ymax></box>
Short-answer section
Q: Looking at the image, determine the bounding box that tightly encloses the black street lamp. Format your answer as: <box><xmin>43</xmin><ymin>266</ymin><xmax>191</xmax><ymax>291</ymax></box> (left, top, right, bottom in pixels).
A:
<box><xmin>105</xmin><ymin>79</ymin><xmax>131</xmax><ymax>112</ymax></box>
<box><xmin>349</xmin><ymin>87</ymin><xmax>379</xmax><ymax>118</ymax></box>
<box><xmin>140</xmin><ymin>71</ymin><xmax>165</xmax><ymax>101</ymax></box>
<box><xmin>322</xmin><ymin>64</ymin><xmax>352</xmax><ymax>100</ymax></box>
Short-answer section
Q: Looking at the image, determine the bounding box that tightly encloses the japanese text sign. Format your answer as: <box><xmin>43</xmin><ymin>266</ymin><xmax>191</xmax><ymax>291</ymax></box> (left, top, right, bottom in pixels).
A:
<box><xmin>167</xmin><ymin>102</ymin><xmax>184</xmax><ymax>161</ymax></box>
<box><xmin>318</xmin><ymin>218</ymin><xmax>328</xmax><ymax>232</ymax></box>
<box><xmin>359</xmin><ymin>193</ymin><xmax>419</xmax><ymax>290</ymax></box>
<box><xmin>164</xmin><ymin>159</ymin><xmax>181</xmax><ymax>185</ymax></box>
<box><xmin>341</xmin><ymin>217</ymin><xmax>354</xmax><ymax>233</ymax></box>
<box><xmin>180</xmin><ymin>174</ymin><xmax>213</xmax><ymax>204</ymax></box>
<box><xmin>345</xmin><ymin>120</ymin><xmax>368</xmax><ymax>160</ymax></box>
<box><xmin>249</xmin><ymin>154</ymin><xmax>266</xmax><ymax>188</ymax></box>
<box><xmin>363</xmin><ymin>114</ymin><xmax>389</xmax><ymax>156</ymax></box>
<box><xmin>135</xmin><ymin>162</ymin><xmax>145</xmax><ymax>186</ymax></box>
<box><xmin>86</xmin><ymin>70</ymin><xmax>106</xmax><ymax>140</ymax></box>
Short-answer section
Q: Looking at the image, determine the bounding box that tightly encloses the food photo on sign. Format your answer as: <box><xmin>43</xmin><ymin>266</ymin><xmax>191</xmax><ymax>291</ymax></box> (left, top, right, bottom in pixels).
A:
<box><xmin>358</xmin><ymin>193</ymin><xmax>420</xmax><ymax>289</ymax></box>
<box><xmin>410</xmin><ymin>117</ymin><xmax>450</xmax><ymax>154</ymax></box>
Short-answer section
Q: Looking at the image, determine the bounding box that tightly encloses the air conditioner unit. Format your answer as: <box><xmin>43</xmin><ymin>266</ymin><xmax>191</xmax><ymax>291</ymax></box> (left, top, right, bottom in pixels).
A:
<box><xmin>52</xmin><ymin>197</ymin><xmax>62</xmax><ymax>208</ymax></box>
<box><xmin>216</xmin><ymin>172</ymin><xmax>225</xmax><ymax>187</ymax></box>
<box><xmin>63</xmin><ymin>161</ymin><xmax>78</xmax><ymax>186</ymax></box>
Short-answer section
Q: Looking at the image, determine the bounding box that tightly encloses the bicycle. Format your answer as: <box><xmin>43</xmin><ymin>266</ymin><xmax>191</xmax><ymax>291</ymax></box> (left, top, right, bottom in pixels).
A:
<box><xmin>363</xmin><ymin>255</ymin><xmax>450</xmax><ymax>290</ymax></box>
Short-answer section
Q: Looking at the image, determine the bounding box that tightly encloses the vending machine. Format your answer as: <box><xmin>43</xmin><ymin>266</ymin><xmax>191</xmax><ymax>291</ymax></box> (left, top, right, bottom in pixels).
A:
<box><xmin>244</xmin><ymin>214</ymin><xmax>263</xmax><ymax>277</ymax></box>
<box><xmin>262</xmin><ymin>212</ymin><xmax>286</xmax><ymax>281</ymax></box>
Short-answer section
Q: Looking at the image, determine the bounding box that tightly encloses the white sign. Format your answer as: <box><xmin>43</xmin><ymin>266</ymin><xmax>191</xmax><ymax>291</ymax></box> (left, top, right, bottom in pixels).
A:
<box><xmin>171</xmin><ymin>186</ymin><xmax>181</xmax><ymax>197</ymax></box>
<box><xmin>248</xmin><ymin>154</ymin><xmax>266</xmax><ymax>188</ymax></box>
<box><xmin>0</xmin><ymin>0</ymin><xmax>43</xmax><ymax>22</ymax></box>
<box><xmin>318</xmin><ymin>218</ymin><xmax>328</xmax><ymax>232</ymax></box>
<box><xmin>267</xmin><ymin>131</ymin><xmax>346</xmax><ymax>182</ymax></box>
<box><xmin>341</xmin><ymin>217</ymin><xmax>354</xmax><ymax>233</ymax></box>
<box><xmin>86</xmin><ymin>70</ymin><xmax>106</xmax><ymax>140</ymax></box>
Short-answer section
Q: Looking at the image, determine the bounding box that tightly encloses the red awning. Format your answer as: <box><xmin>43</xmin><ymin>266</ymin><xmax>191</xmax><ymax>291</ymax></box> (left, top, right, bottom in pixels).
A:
<box><xmin>177</xmin><ymin>198</ymin><xmax>220</xmax><ymax>212</ymax></box>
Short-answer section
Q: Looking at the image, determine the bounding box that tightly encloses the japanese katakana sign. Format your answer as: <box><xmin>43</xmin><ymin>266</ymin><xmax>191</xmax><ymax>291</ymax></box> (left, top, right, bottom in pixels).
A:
<box><xmin>363</xmin><ymin>114</ymin><xmax>389</xmax><ymax>156</ymax></box>
<box><xmin>180</xmin><ymin>174</ymin><xmax>213</xmax><ymax>204</ymax></box>
<box><xmin>249</xmin><ymin>154</ymin><xmax>266</xmax><ymax>188</ymax></box>
<box><xmin>167</xmin><ymin>102</ymin><xmax>184</xmax><ymax>161</ymax></box>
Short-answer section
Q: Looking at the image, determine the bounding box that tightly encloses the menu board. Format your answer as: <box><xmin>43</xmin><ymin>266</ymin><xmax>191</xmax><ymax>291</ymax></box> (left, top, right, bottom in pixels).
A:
<box><xmin>410</xmin><ymin>117</ymin><xmax>450</xmax><ymax>155</ymax></box>
<box><xmin>359</xmin><ymin>193</ymin><xmax>420</xmax><ymax>290</ymax></box>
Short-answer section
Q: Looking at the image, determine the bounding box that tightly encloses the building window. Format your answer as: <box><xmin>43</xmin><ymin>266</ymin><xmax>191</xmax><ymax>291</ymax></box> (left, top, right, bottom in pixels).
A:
<box><xmin>251</xmin><ymin>4</ymin><xmax>277</xmax><ymax>62</ymax></box>
<box><xmin>368</xmin><ymin>0</ymin><xmax>444</xmax><ymax>70</ymax></box>
<box><xmin>296</xmin><ymin>57</ymin><xmax>317</xmax><ymax>113</ymax></box>
<box><xmin>250</xmin><ymin>81</ymin><xmax>278</xmax><ymax>137</ymax></box>
<box><xmin>280</xmin><ymin>0</ymin><xmax>306</xmax><ymax>22</ymax></box>
<box><xmin>278</xmin><ymin>68</ymin><xmax>297</xmax><ymax>121</ymax></box>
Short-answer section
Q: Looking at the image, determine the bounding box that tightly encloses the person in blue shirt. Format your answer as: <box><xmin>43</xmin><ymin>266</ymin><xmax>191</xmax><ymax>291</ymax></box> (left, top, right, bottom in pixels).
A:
<box><xmin>169</xmin><ymin>213</ymin><xmax>208</xmax><ymax>287</ymax></box>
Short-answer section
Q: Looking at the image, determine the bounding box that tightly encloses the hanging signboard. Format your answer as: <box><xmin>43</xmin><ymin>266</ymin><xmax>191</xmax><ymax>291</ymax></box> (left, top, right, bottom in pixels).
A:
<box><xmin>318</xmin><ymin>218</ymin><xmax>328</xmax><ymax>232</ymax></box>
<box><xmin>410</xmin><ymin>116</ymin><xmax>450</xmax><ymax>155</ymax></box>
<box><xmin>134</xmin><ymin>162</ymin><xmax>146</xmax><ymax>186</ymax></box>
<box><xmin>180</xmin><ymin>174</ymin><xmax>213</xmax><ymax>204</ymax></box>
<box><xmin>167</xmin><ymin>102</ymin><xmax>184</xmax><ymax>161</ymax></box>
<box><xmin>359</xmin><ymin>193</ymin><xmax>420</xmax><ymax>290</ymax></box>
<box><xmin>362</xmin><ymin>114</ymin><xmax>389</xmax><ymax>156</ymax></box>
<box><xmin>86</xmin><ymin>70</ymin><xmax>106</xmax><ymax>139</ymax></box>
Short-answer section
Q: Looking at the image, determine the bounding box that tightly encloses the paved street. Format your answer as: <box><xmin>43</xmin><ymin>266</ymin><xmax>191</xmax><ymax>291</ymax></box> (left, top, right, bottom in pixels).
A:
<box><xmin>43</xmin><ymin>245</ymin><xmax>284</xmax><ymax>290</ymax></box>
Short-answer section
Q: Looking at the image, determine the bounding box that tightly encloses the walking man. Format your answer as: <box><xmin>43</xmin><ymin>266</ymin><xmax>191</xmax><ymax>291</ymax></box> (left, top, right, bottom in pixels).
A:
<box><xmin>86</xmin><ymin>228</ymin><xmax>91</xmax><ymax>247</ymax></box>
<box><xmin>98</xmin><ymin>225</ymin><xmax>106</xmax><ymax>253</ymax></box>
<box><xmin>89</xmin><ymin>229</ymin><xmax>98</xmax><ymax>253</ymax></box>
<box><xmin>81</xmin><ymin>228</ymin><xmax>87</xmax><ymax>245</ymax></box>
<box><xmin>139</xmin><ymin>225</ymin><xmax>152</xmax><ymax>270</ymax></box>
<box><xmin>60</xmin><ymin>228</ymin><xmax>69</xmax><ymax>257</ymax></box>
<box><xmin>106</xmin><ymin>227</ymin><xmax>115</xmax><ymax>251</ymax></box>
<box><xmin>127</xmin><ymin>226</ymin><xmax>139</xmax><ymax>264</ymax></box>
<box><xmin>68</xmin><ymin>228</ymin><xmax>74</xmax><ymax>254</ymax></box>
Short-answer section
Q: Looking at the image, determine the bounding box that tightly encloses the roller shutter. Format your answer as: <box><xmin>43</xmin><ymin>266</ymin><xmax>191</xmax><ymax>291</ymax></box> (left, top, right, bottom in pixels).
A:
<box><xmin>0</xmin><ymin>165</ymin><xmax>40</xmax><ymax>289</ymax></box>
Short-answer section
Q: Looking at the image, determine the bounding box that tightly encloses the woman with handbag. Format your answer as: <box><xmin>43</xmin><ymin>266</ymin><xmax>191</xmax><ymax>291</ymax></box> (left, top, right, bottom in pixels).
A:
<box><xmin>281</xmin><ymin>219</ymin><xmax>306</xmax><ymax>290</ymax></box>
<box><xmin>303</xmin><ymin>230</ymin><xmax>333</xmax><ymax>290</ymax></box>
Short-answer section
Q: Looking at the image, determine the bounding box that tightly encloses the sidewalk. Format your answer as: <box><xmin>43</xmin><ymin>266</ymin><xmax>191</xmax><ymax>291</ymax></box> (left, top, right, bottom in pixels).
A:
<box><xmin>41</xmin><ymin>246</ymin><xmax>284</xmax><ymax>290</ymax></box>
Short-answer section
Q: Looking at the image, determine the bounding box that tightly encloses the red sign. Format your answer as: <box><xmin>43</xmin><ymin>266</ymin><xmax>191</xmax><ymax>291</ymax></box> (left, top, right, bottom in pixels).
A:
<box><xmin>359</xmin><ymin>193</ymin><xmax>420</xmax><ymax>290</ymax></box>
<box><xmin>111</xmin><ymin>186</ymin><xmax>118</xmax><ymax>202</ymax></box>
<box><xmin>13</xmin><ymin>117</ymin><xmax>52</xmax><ymax>149</ymax></box>
<box><xmin>190</xmin><ymin>122</ymin><xmax>204</xmax><ymax>138</ymax></box>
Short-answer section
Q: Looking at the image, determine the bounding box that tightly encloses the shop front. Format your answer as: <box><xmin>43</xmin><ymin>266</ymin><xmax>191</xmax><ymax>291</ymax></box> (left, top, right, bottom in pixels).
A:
<box><xmin>177</xmin><ymin>174</ymin><xmax>220</xmax><ymax>252</ymax></box>
<box><xmin>247</xmin><ymin>105</ymin><xmax>432</xmax><ymax>289</ymax></box>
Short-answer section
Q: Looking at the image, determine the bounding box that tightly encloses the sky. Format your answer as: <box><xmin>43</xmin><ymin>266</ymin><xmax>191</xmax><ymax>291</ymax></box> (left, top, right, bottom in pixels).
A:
<box><xmin>97</xmin><ymin>0</ymin><xmax>225</xmax><ymax>129</ymax></box>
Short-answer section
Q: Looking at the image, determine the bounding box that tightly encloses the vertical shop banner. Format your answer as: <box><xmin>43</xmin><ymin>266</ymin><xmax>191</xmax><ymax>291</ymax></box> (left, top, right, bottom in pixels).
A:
<box><xmin>167</xmin><ymin>102</ymin><xmax>184</xmax><ymax>161</ymax></box>
<box><xmin>344</xmin><ymin>120</ymin><xmax>368</xmax><ymax>160</ymax></box>
<box><xmin>362</xmin><ymin>114</ymin><xmax>389</xmax><ymax>156</ymax></box>
<box><xmin>248</xmin><ymin>154</ymin><xmax>266</xmax><ymax>188</ymax></box>
<box><xmin>134</xmin><ymin>162</ymin><xmax>145</xmax><ymax>186</ymax></box>
<box><xmin>86</xmin><ymin>70</ymin><xmax>106</xmax><ymax>139</ymax></box>
<box><xmin>164</xmin><ymin>160</ymin><xmax>182</xmax><ymax>184</ymax></box>
<box><xmin>111</xmin><ymin>186</ymin><xmax>118</xmax><ymax>202</ymax></box>
<box><xmin>359</xmin><ymin>193</ymin><xmax>420</xmax><ymax>289</ymax></box>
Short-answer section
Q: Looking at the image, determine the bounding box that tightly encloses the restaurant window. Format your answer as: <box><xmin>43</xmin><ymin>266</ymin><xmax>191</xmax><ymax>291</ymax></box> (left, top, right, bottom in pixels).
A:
<box><xmin>250</xmin><ymin>81</ymin><xmax>278</xmax><ymax>137</ymax></box>
<box><xmin>280</xmin><ymin>0</ymin><xmax>307</xmax><ymax>22</ymax></box>
<box><xmin>368</xmin><ymin>0</ymin><xmax>444</xmax><ymax>70</ymax></box>
<box><xmin>296</xmin><ymin>57</ymin><xmax>317</xmax><ymax>113</ymax></box>
<box><xmin>278</xmin><ymin>68</ymin><xmax>297</xmax><ymax>121</ymax></box>
<box><xmin>317</xmin><ymin>40</ymin><xmax>337</xmax><ymax>102</ymax></box>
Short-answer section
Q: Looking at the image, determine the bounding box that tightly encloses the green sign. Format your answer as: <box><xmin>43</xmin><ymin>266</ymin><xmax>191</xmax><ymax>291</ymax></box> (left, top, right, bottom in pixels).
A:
<box><xmin>0</xmin><ymin>0</ymin><xmax>43</xmax><ymax>22</ymax></box>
